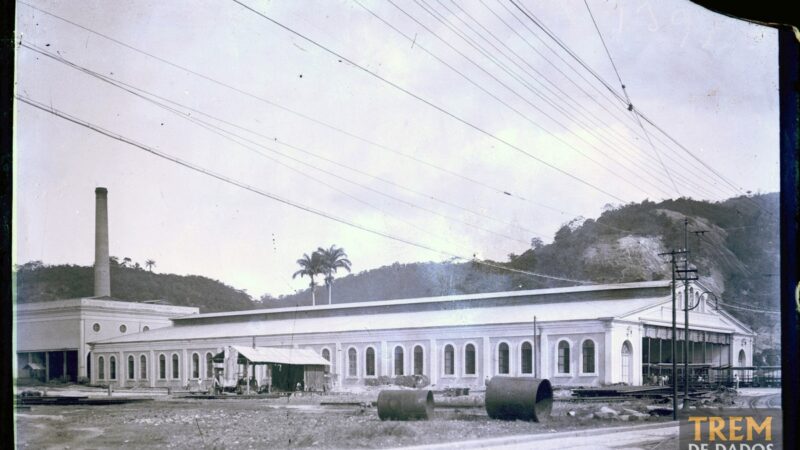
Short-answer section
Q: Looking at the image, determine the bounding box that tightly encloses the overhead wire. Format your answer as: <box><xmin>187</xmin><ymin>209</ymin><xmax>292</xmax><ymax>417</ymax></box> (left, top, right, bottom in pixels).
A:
<box><xmin>582</xmin><ymin>0</ymin><xmax>681</xmax><ymax>197</ymax></box>
<box><xmin>478</xmin><ymin>0</ymin><xmax>733</xmax><ymax>201</ymax></box>
<box><xmin>18</xmin><ymin>0</ymin><xmax>610</xmax><ymax>218</ymax></box>
<box><xmin>391</xmin><ymin>0</ymin><xmax>672</xmax><ymax>199</ymax></box>
<box><xmin>418</xmin><ymin>0</ymin><xmax>721</xmax><ymax>200</ymax></box>
<box><xmin>20</xmin><ymin>42</ymin><xmax>536</xmax><ymax>248</ymax></box>
<box><xmin>231</xmin><ymin>0</ymin><xmax>629</xmax><ymax>203</ymax></box>
<box><xmin>16</xmin><ymin>94</ymin><xmax>596</xmax><ymax>285</ymax></box>
<box><xmin>508</xmin><ymin>0</ymin><xmax>770</xmax><ymax>211</ymax></box>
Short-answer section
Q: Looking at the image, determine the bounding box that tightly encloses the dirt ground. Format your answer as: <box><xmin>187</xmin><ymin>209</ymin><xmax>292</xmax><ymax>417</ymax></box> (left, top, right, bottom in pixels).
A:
<box><xmin>14</xmin><ymin>391</ymin><xmax>669</xmax><ymax>449</ymax></box>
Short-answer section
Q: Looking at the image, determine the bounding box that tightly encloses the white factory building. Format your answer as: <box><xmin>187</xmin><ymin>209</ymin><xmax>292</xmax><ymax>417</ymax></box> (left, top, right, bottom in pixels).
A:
<box><xmin>87</xmin><ymin>279</ymin><xmax>754</xmax><ymax>389</ymax></box>
<box><xmin>15</xmin><ymin>187</ymin><xmax>756</xmax><ymax>390</ymax></box>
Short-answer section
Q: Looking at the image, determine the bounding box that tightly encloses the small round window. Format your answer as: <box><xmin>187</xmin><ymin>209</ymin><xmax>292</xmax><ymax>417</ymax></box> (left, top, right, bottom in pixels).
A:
<box><xmin>119</xmin><ymin>324</ymin><xmax>127</xmax><ymax>333</ymax></box>
<box><xmin>92</xmin><ymin>323</ymin><xmax>100</xmax><ymax>332</ymax></box>
<box><xmin>142</xmin><ymin>326</ymin><xmax>150</xmax><ymax>332</ymax></box>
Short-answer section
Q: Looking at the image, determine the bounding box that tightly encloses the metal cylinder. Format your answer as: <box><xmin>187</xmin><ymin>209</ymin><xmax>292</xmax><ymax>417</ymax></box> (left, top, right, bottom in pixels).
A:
<box><xmin>377</xmin><ymin>390</ymin><xmax>434</xmax><ymax>421</ymax></box>
<box><xmin>94</xmin><ymin>187</ymin><xmax>111</xmax><ymax>297</ymax></box>
<box><xmin>485</xmin><ymin>377</ymin><xmax>553</xmax><ymax>422</ymax></box>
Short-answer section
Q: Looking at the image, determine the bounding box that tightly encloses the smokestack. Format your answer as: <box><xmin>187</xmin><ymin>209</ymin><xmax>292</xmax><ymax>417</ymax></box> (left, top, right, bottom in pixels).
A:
<box><xmin>94</xmin><ymin>187</ymin><xmax>111</xmax><ymax>297</ymax></box>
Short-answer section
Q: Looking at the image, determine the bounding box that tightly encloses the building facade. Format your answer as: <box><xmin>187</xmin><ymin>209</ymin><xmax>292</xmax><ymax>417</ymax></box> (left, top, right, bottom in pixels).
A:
<box><xmin>15</xmin><ymin>298</ymin><xmax>198</xmax><ymax>382</ymax></box>
<box><xmin>88</xmin><ymin>280</ymin><xmax>754</xmax><ymax>389</ymax></box>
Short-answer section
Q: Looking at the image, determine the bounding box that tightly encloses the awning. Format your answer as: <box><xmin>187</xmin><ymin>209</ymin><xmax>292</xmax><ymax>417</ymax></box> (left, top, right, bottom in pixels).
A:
<box><xmin>24</xmin><ymin>363</ymin><xmax>44</xmax><ymax>370</ymax></box>
<box><xmin>214</xmin><ymin>345</ymin><xmax>330</xmax><ymax>366</ymax></box>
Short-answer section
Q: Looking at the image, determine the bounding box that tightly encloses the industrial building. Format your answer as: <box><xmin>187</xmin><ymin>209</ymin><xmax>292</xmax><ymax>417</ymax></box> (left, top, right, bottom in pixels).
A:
<box><xmin>15</xmin><ymin>187</ymin><xmax>755</xmax><ymax>390</ymax></box>
<box><xmin>88</xmin><ymin>279</ymin><xmax>754</xmax><ymax>390</ymax></box>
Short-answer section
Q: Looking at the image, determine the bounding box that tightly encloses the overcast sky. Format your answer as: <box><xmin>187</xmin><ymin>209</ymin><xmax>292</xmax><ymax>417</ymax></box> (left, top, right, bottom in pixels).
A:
<box><xmin>14</xmin><ymin>0</ymin><xmax>779</xmax><ymax>299</ymax></box>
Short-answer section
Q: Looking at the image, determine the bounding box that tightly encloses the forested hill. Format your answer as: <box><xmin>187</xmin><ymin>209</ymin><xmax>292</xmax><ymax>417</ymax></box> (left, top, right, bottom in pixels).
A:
<box><xmin>265</xmin><ymin>193</ymin><xmax>779</xmax><ymax>351</ymax></box>
<box><xmin>13</xmin><ymin>260</ymin><xmax>255</xmax><ymax>313</ymax></box>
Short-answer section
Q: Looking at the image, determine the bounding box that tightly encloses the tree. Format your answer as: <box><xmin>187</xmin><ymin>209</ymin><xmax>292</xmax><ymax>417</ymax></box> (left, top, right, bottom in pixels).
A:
<box><xmin>292</xmin><ymin>252</ymin><xmax>325</xmax><ymax>306</ymax></box>
<box><xmin>145</xmin><ymin>259</ymin><xmax>156</xmax><ymax>272</ymax></box>
<box><xmin>317</xmin><ymin>245</ymin><xmax>352</xmax><ymax>305</ymax></box>
<box><xmin>121</xmin><ymin>257</ymin><xmax>132</xmax><ymax>268</ymax></box>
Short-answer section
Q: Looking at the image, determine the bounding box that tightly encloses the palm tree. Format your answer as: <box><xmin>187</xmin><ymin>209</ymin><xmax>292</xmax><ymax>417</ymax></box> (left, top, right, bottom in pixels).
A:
<box><xmin>317</xmin><ymin>245</ymin><xmax>352</xmax><ymax>305</ymax></box>
<box><xmin>145</xmin><ymin>259</ymin><xmax>156</xmax><ymax>272</ymax></box>
<box><xmin>292</xmin><ymin>252</ymin><xmax>324</xmax><ymax>306</ymax></box>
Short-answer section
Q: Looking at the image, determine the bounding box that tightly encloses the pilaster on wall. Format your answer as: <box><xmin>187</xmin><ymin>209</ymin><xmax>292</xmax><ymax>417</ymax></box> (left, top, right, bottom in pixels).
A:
<box><xmin>149</xmin><ymin>350</ymin><xmax>155</xmax><ymax>388</ymax></box>
<box><xmin>604</xmin><ymin>326</ymin><xmax>614</xmax><ymax>384</ymax></box>
<box><xmin>539</xmin><ymin>332</ymin><xmax>549</xmax><ymax>379</ymax></box>
<box><xmin>335</xmin><ymin>342</ymin><xmax>343</xmax><ymax>386</ymax></box>
<box><xmin>381</xmin><ymin>341</ymin><xmax>388</xmax><ymax>377</ymax></box>
<box><xmin>118</xmin><ymin>351</ymin><xmax>125</xmax><ymax>388</ymax></box>
<box><xmin>429</xmin><ymin>339</ymin><xmax>437</xmax><ymax>385</ymax></box>
<box><xmin>182</xmin><ymin>348</ymin><xmax>188</xmax><ymax>387</ymax></box>
<box><xmin>482</xmin><ymin>336</ymin><xmax>491</xmax><ymax>380</ymax></box>
<box><xmin>79</xmin><ymin>319</ymin><xmax>86</xmax><ymax>378</ymax></box>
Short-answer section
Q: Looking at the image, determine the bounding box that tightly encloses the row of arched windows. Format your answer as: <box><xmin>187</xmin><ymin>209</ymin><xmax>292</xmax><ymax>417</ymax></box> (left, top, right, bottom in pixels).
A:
<box><xmin>98</xmin><ymin>352</ymin><xmax>215</xmax><ymax>381</ymax></box>
<box><xmin>339</xmin><ymin>343</ymin><xmax>530</xmax><ymax>378</ymax></box>
<box><xmin>557</xmin><ymin>340</ymin><xmax>596</xmax><ymax>374</ymax></box>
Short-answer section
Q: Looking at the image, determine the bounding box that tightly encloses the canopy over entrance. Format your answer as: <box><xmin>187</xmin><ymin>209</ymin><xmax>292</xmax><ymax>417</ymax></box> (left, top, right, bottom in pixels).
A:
<box><xmin>212</xmin><ymin>345</ymin><xmax>330</xmax><ymax>366</ymax></box>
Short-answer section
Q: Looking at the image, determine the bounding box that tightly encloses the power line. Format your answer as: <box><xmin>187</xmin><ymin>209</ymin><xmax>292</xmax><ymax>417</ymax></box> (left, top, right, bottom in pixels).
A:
<box><xmin>581</xmin><ymin>0</ymin><xmax>681</xmax><ymax>197</ymax></box>
<box><xmin>478</xmin><ymin>0</ymin><xmax>733</xmax><ymax>201</ymax></box>
<box><xmin>507</xmin><ymin>0</ymin><xmax>769</xmax><ymax>210</ymax></box>
<box><xmin>21</xmin><ymin>42</ymin><xmax>535</xmax><ymax>247</ymax></box>
<box><xmin>231</xmin><ymin>0</ymin><xmax>629</xmax><ymax>203</ymax></box>
<box><xmin>18</xmin><ymin>1</ymin><xmax>636</xmax><ymax>220</ymax></box>
<box><xmin>16</xmin><ymin>94</ymin><xmax>595</xmax><ymax>286</ymax></box>
<box><xmin>392</xmin><ymin>0</ymin><xmax>671</xmax><ymax>198</ymax></box>
<box><xmin>16</xmin><ymin>0</ymin><xmax>543</xmax><ymax>209</ymax></box>
<box><xmin>421</xmin><ymin>0</ymin><xmax>719</xmax><ymax>200</ymax></box>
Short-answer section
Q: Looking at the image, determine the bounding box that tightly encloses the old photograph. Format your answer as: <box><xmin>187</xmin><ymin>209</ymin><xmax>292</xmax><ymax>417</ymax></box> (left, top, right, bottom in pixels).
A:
<box><xmin>12</xmin><ymin>1</ymin><xmax>785</xmax><ymax>448</ymax></box>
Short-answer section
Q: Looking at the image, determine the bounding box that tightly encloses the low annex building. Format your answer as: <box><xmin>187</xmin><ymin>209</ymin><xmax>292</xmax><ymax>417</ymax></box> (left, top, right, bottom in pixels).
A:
<box><xmin>15</xmin><ymin>298</ymin><xmax>198</xmax><ymax>382</ymax></box>
<box><xmin>88</xmin><ymin>280</ymin><xmax>754</xmax><ymax>390</ymax></box>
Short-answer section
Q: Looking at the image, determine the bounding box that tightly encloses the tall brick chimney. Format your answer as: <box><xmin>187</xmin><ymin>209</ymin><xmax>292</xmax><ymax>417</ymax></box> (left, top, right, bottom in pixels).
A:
<box><xmin>94</xmin><ymin>187</ymin><xmax>111</xmax><ymax>297</ymax></box>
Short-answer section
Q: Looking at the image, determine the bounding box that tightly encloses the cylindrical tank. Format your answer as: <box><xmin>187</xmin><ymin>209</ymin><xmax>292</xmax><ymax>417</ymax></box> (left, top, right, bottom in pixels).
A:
<box><xmin>377</xmin><ymin>390</ymin><xmax>434</xmax><ymax>421</ymax></box>
<box><xmin>485</xmin><ymin>377</ymin><xmax>553</xmax><ymax>422</ymax></box>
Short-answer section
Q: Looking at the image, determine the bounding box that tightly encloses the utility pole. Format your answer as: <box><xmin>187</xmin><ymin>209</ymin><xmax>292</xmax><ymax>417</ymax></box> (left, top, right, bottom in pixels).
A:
<box><xmin>659</xmin><ymin>248</ymin><xmax>687</xmax><ymax>420</ymax></box>
<box><xmin>676</xmin><ymin>219</ymin><xmax>700</xmax><ymax>408</ymax></box>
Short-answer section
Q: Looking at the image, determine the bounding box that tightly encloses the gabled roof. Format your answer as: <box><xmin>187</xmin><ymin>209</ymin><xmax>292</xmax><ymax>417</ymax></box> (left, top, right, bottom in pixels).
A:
<box><xmin>172</xmin><ymin>280</ymin><xmax>672</xmax><ymax>322</ymax></box>
<box><xmin>92</xmin><ymin>283</ymin><xmax>674</xmax><ymax>345</ymax></box>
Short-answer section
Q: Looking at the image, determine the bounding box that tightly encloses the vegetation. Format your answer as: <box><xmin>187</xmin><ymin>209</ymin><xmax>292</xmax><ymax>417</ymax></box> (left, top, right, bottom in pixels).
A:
<box><xmin>14</xmin><ymin>258</ymin><xmax>255</xmax><ymax>313</ymax></box>
<box><xmin>317</xmin><ymin>245</ymin><xmax>352</xmax><ymax>305</ymax></box>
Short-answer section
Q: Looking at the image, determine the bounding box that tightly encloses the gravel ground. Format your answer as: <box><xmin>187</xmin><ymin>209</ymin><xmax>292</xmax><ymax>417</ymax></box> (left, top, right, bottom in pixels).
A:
<box><xmin>15</xmin><ymin>393</ymin><xmax>669</xmax><ymax>449</ymax></box>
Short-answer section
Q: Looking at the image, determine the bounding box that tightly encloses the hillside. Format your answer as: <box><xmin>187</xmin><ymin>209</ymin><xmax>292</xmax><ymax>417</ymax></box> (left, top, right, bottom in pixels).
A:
<box><xmin>265</xmin><ymin>194</ymin><xmax>779</xmax><ymax>352</ymax></box>
<box><xmin>13</xmin><ymin>259</ymin><xmax>255</xmax><ymax>313</ymax></box>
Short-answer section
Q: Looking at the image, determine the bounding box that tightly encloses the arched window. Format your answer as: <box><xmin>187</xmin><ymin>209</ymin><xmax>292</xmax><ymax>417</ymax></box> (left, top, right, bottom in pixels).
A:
<box><xmin>366</xmin><ymin>347</ymin><xmax>376</xmax><ymax>376</ymax></box>
<box><xmin>348</xmin><ymin>348</ymin><xmax>357</xmax><ymax>377</ymax></box>
<box><xmin>192</xmin><ymin>353</ymin><xmax>200</xmax><ymax>379</ymax></box>
<box><xmin>322</xmin><ymin>348</ymin><xmax>331</xmax><ymax>374</ymax></box>
<box><xmin>464</xmin><ymin>344</ymin><xmax>476</xmax><ymax>375</ymax></box>
<box><xmin>140</xmin><ymin>355</ymin><xmax>147</xmax><ymax>379</ymax></box>
<box><xmin>206</xmin><ymin>353</ymin><xmax>214</xmax><ymax>379</ymax></box>
<box><xmin>498</xmin><ymin>343</ymin><xmax>509</xmax><ymax>374</ymax></box>
<box><xmin>159</xmin><ymin>354</ymin><xmax>166</xmax><ymax>379</ymax></box>
<box><xmin>172</xmin><ymin>354</ymin><xmax>179</xmax><ymax>379</ymax></box>
<box><xmin>394</xmin><ymin>346</ymin><xmax>404</xmax><ymax>376</ymax></box>
<box><xmin>444</xmin><ymin>345</ymin><xmax>455</xmax><ymax>375</ymax></box>
<box><xmin>98</xmin><ymin>356</ymin><xmax>105</xmax><ymax>380</ymax></box>
<box><xmin>738</xmin><ymin>349</ymin><xmax>746</xmax><ymax>366</ymax></box>
<box><xmin>413</xmin><ymin>345</ymin><xmax>424</xmax><ymax>375</ymax></box>
<box><xmin>521</xmin><ymin>342</ymin><xmax>533</xmax><ymax>374</ymax></box>
<box><xmin>582</xmin><ymin>340</ymin><xmax>596</xmax><ymax>373</ymax></box>
<box><xmin>109</xmin><ymin>356</ymin><xmax>117</xmax><ymax>380</ymax></box>
<box><xmin>128</xmin><ymin>355</ymin><xmax>135</xmax><ymax>380</ymax></box>
<box><xmin>558</xmin><ymin>341</ymin><xmax>570</xmax><ymax>374</ymax></box>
